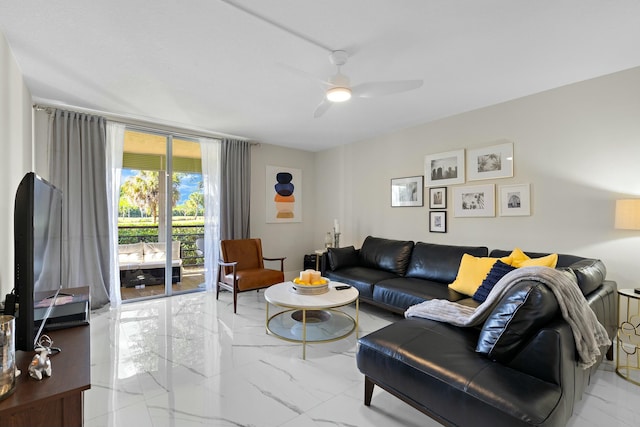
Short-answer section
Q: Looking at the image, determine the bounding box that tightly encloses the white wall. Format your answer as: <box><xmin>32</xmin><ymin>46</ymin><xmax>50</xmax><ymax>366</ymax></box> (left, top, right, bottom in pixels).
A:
<box><xmin>315</xmin><ymin>67</ymin><xmax>640</xmax><ymax>289</ymax></box>
<box><xmin>0</xmin><ymin>32</ymin><xmax>33</xmax><ymax>298</ymax></box>
<box><xmin>250</xmin><ymin>143</ymin><xmax>317</xmax><ymax>279</ymax></box>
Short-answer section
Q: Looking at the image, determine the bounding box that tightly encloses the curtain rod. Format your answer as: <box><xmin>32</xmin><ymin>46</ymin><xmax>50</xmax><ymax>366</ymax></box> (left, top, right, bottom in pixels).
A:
<box><xmin>32</xmin><ymin>100</ymin><xmax>259</xmax><ymax>145</ymax></box>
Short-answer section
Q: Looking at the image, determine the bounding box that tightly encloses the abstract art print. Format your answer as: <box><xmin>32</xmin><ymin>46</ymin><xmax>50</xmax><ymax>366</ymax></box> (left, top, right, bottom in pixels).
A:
<box><xmin>266</xmin><ymin>165</ymin><xmax>302</xmax><ymax>223</ymax></box>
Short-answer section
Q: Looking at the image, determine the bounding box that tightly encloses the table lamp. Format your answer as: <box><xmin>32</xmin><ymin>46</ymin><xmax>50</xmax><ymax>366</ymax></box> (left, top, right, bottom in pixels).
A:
<box><xmin>615</xmin><ymin>199</ymin><xmax>640</xmax><ymax>230</ymax></box>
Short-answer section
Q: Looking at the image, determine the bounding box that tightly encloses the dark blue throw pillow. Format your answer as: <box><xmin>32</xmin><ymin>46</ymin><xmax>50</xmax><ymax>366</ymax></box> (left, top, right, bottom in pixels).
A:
<box><xmin>472</xmin><ymin>260</ymin><xmax>517</xmax><ymax>302</ymax></box>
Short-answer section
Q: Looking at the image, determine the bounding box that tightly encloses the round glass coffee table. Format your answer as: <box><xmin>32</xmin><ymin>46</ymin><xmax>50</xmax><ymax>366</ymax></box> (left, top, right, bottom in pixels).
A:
<box><xmin>264</xmin><ymin>281</ymin><xmax>359</xmax><ymax>359</ymax></box>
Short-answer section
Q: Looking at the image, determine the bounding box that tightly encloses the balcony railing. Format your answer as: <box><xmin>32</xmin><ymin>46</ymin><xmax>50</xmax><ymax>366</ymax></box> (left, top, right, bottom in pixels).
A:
<box><xmin>118</xmin><ymin>224</ymin><xmax>204</xmax><ymax>266</ymax></box>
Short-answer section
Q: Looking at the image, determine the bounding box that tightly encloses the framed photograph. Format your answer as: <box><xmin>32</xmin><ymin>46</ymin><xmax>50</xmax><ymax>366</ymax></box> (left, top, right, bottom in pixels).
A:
<box><xmin>499</xmin><ymin>183</ymin><xmax>531</xmax><ymax>216</ymax></box>
<box><xmin>425</xmin><ymin>149</ymin><xmax>465</xmax><ymax>186</ymax></box>
<box><xmin>391</xmin><ymin>176</ymin><xmax>424</xmax><ymax>207</ymax></box>
<box><xmin>429</xmin><ymin>187</ymin><xmax>447</xmax><ymax>209</ymax></box>
<box><xmin>466</xmin><ymin>141</ymin><xmax>514</xmax><ymax>181</ymax></box>
<box><xmin>453</xmin><ymin>184</ymin><xmax>495</xmax><ymax>217</ymax></box>
<box><xmin>266</xmin><ymin>165</ymin><xmax>302</xmax><ymax>223</ymax></box>
<box><xmin>429</xmin><ymin>211</ymin><xmax>447</xmax><ymax>233</ymax></box>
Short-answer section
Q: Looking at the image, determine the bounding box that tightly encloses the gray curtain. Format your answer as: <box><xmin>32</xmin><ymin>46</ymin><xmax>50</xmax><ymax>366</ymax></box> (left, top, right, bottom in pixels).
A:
<box><xmin>49</xmin><ymin>109</ymin><xmax>110</xmax><ymax>308</ymax></box>
<box><xmin>220</xmin><ymin>139</ymin><xmax>251</xmax><ymax>240</ymax></box>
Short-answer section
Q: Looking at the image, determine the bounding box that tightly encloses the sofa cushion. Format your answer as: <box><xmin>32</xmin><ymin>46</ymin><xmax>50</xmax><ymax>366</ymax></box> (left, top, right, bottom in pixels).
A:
<box><xmin>327</xmin><ymin>246</ymin><xmax>359</xmax><ymax>271</ymax></box>
<box><xmin>489</xmin><ymin>249</ymin><xmax>604</xmax><ymax>296</ymax></box>
<box><xmin>358</xmin><ymin>236</ymin><xmax>414</xmax><ymax>275</ymax></box>
<box><xmin>472</xmin><ymin>260</ymin><xmax>517</xmax><ymax>302</ymax></box>
<box><xmin>490</xmin><ymin>249</ymin><xmax>582</xmax><ymax>269</ymax></box>
<box><xmin>324</xmin><ymin>266</ymin><xmax>398</xmax><ymax>300</ymax></box>
<box><xmin>476</xmin><ymin>282</ymin><xmax>559</xmax><ymax>363</ymax></box>
<box><xmin>405</xmin><ymin>242</ymin><xmax>488</xmax><ymax>283</ymax></box>
<box><xmin>373</xmin><ymin>277</ymin><xmax>468</xmax><ymax>312</ymax></box>
<box><xmin>143</xmin><ymin>241</ymin><xmax>181</xmax><ymax>263</ymax></box>
<box><xmin>449</xmin><ymin>254</ymin><xmax>512</xmax><ymax>297</ymax></box>
<box><xmin>118</xmin><ymin>242</ymin><xmax>144</xmax><ymax>264</ymax></box>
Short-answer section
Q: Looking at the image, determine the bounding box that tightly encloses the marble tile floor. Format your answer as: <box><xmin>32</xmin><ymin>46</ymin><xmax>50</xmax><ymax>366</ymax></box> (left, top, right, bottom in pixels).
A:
<box><xmin>85</xmin><ymin>290</ymin><xmax>640</xmax><ymax>427</ymax></box>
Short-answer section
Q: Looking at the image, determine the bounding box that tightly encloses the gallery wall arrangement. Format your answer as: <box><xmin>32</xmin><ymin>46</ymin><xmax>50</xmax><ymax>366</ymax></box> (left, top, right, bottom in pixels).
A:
<box><xmin>416</xmin><ymin>140</ymin><xmax>531</xmax><ymax>232</ymax></box>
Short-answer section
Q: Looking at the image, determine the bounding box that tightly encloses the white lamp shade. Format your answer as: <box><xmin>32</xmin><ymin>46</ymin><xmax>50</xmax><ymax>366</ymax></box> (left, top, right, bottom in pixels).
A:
<box><xmin>615</xmin><ymin>199</ymin><xmax>640</xmax><ymax>230</ymax></box>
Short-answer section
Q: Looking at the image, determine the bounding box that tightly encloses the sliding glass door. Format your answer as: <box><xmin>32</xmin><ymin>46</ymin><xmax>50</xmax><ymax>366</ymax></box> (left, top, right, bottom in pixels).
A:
<box><xmin>117</xmin><ymin>129</ymin><xmax>204</xmax><ymax>302</ymax></box>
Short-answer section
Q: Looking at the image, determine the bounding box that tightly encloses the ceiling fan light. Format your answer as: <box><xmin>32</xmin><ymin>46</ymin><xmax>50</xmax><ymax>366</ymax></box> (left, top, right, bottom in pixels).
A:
<box><xmin>326</xmin><ymin>87</ymin><xmax>352</xmax><ymax>102</ymax></box>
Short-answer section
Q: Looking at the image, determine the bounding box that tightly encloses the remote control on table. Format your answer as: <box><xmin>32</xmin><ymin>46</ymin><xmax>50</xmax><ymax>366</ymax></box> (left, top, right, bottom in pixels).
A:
<box><xmin>335</xmin><ymin>285</ymin><xmax>351</xmax><ymax>290</ymax></box>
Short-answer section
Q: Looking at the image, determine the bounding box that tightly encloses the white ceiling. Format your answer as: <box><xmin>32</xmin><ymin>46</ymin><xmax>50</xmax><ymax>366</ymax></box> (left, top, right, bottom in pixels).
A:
<box><xmin>2</xmin><ymin>1</ymin><xmax>640</xmax><ymax>152</ymax></box>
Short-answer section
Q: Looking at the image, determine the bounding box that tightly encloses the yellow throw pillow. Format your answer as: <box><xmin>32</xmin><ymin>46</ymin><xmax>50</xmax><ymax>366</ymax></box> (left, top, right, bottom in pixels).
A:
<box><xmin>509</xmin><ymin>248</ymin><xmax>558</xmax><ymax>268</ymax></box>
<box><xmin>509</xmin><ymin>247</ymin><xmax>529</xmax><ymax>266</ymax></box>
<box><xmin>449</xmin><ymin>254</ymin><xmax>512</xmax><ymax>296</ymax></box>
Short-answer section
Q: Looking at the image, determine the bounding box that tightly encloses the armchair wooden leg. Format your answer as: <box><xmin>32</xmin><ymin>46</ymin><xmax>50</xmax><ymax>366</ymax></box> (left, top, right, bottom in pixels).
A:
<box><xmin>233</xmin><ymin>289</ymin><xmax>238</xmax><ymax>313</ymax></box>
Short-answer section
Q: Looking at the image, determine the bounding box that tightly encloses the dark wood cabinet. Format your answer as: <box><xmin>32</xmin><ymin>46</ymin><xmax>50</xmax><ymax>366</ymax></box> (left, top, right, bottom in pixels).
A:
<box><xmin>0</xmin><ymin>324</ymin><xmax>90</xmax><ymax>426</ymax></box>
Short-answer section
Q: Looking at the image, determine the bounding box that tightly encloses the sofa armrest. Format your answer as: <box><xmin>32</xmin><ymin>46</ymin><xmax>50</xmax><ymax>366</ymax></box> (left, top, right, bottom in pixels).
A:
<box><xmin>264</xmin><ymin>256</ymin><xmax>286</xmax><ymax>272</ymax></box>
<box><xmin>505</xmin><ymin>319</ymin><xmax>572</xmax><ymax>385</ymax></box>
<box><xmin>505</xmin><ymin>280</ymin><xmax>617</xmax><ymax>383</ymax></box>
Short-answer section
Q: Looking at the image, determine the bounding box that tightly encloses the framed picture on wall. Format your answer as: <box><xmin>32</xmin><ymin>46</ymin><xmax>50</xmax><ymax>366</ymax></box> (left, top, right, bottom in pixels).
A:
<box><xmin>429</xmin><ymin>211</ymin><xmax>447</xmax><ymax>233</ymax></box>
<box><xmin>453</xmin><ymin>184</ymin><xmax>495</xmax><ymax>217</ymax></box>
<box><xmin>265</xmin><ymin>165</ymin><xmax>302</xmax><ymax>223</ymax></box>
<box><xmin>391</xmin><ymin>176</ymin><xmax>424</xmax><ymax>207</ymax></box>
<box><xmin>424</xmin><ymin>149</ymin><xmax>465</xmax><ymax>186</ymax></box>
<box><xmin>499</xmin><ymin>183</ymin><xmax>531</xmax><ymax>216</ymax></box>
<box><xmin>466</xmin><ymin>141</ymin><xmax>514</xmax><ymax>181</ymax></box>
<box><xmin>429</xmin><ymin>187</ymin><xmax>447</xmax><ymax>209</ymax></box>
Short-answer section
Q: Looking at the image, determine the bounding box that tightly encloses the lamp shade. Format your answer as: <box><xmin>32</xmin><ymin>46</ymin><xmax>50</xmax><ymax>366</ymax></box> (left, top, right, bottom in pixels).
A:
<box><xmin>615</xmin><ymin>199</ymin><xmax>640</xmax><ymax>230</ymax></box>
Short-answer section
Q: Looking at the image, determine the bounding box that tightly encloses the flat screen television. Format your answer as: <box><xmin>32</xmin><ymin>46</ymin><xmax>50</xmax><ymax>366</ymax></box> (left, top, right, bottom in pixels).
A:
<box><xmin>14</xmin><ymin>172</ymin><xmax>63</xmax><ymax>351</ymax></box>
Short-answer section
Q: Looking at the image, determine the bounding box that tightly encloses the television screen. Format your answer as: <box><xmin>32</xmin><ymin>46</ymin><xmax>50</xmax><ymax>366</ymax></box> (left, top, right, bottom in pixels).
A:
<box><xmin>14</xmin><ymin>172</ymin><xmax>63</xmax><ymax>351</ymax></box>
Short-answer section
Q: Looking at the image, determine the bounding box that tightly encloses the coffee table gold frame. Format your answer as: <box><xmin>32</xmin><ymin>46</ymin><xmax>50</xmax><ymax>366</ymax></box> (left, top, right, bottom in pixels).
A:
<box><xmin>264</xmin><ymin>282</ymin><xmax>359</xmax><ymax>359</ymax></box>
<box><xmin>616</xmin><ymin>289</ymin><xmax>640</xmax><ymax>385</ymax></box>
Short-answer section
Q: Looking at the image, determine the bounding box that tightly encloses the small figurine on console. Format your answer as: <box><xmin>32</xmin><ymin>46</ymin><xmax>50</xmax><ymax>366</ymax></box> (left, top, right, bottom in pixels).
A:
<box><xmin>28</xmin><ymin>347</ymin><xmax>52</xmax><ymax>380</ymax></box>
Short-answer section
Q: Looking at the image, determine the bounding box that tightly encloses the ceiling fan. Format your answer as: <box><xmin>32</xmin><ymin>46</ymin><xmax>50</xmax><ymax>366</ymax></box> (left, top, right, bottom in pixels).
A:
<box><xmin>311</xmin><ymin>50</ymin><xmax>423</xmax><ymax>118</ymax></box>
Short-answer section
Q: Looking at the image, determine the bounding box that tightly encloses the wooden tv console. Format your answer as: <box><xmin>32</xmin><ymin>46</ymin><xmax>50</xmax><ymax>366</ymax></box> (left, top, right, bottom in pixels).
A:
<box><xmin>0</xmin><ymin>320</ymin><xmax>90</xmax><ymax>426</ymax></box>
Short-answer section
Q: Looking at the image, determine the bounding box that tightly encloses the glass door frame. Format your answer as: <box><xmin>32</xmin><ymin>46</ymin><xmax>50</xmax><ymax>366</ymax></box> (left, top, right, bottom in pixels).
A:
<box><xmin>121</xmin><ymin>125</ymin><xmax>202</xmax><ymax>302</ymax></box>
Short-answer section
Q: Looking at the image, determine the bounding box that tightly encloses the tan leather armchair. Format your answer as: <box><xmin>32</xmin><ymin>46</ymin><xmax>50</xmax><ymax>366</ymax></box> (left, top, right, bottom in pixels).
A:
<box><xmin>217</xmin><ymin>238</ymin><xmax>285</xmax><ymax>313</ymax></box>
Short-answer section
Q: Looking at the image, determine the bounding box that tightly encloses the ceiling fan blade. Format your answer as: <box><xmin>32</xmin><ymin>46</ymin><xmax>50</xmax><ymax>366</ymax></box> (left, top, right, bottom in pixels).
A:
<box><xmin>313</xmin><ymin>98</ymin><xmax>333</xmax><ymax>118</ymax></box>
<box><xmin>277</xmin><ymin>62</ymin><xmax>332</xmax><ymax>87</ymax></box>
<box><xmin>352</xmin><ymin>80</ymin><xmax>423</xmax><ymax>98</ymax></box>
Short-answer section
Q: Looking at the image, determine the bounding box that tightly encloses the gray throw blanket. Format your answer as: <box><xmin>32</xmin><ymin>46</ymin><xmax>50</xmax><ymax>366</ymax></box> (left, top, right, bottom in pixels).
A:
<box><xmin>405</xmin><ymin>266</ymin><xmax>611</xmax><ymax>369</ymax></box>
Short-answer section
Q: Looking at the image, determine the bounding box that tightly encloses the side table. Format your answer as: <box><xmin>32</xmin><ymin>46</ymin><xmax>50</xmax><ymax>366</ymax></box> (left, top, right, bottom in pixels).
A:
<box><xmin>314</xmin><ymin>249</ymin><xmax>327</xmax><ymax>271</ymax></box>
<box><xmin>0</xmin><ymin>325</ymin><xmax>90</xmax><ymax>426</ymax></box>
<box><xmin>616</xmin><ymin>288</ymin><xmax>640</xmax><ymax>385</ymax></box>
